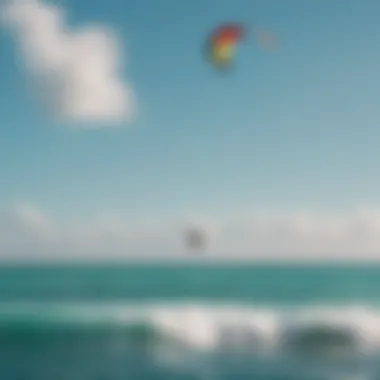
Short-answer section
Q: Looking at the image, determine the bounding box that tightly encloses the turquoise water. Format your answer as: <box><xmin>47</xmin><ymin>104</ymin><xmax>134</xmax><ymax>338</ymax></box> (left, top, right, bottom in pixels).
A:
<box><xmin>1</xmin><ymin>264</ymin><xmax>380</xmax><ymax>380</ymax></box>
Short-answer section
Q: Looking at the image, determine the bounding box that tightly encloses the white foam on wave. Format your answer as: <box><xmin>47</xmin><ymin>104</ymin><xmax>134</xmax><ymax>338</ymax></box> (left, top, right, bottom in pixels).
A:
<box><xmin>0</xmin><ymin>301</ymin><xmax>380</xmax><ymax>354</ymax></box>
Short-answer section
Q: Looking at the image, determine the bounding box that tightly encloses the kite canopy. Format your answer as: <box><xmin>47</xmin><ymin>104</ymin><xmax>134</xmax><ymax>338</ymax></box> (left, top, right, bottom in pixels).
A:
<box><xmin>206</xmin><ymin>23</ymin><xmax>246</xmax><ymax>69</ymax></box>
<box><xmin>205</xmin><ymin>22</ymin><xmax>276</xmax><ymax>69</ymax></box>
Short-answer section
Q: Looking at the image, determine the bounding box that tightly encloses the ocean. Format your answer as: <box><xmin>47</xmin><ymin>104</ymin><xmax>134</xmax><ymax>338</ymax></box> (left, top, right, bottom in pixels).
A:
<box><xmin>0</xmin><ymin>264</ymin><xmax>380</xmax><ymax>380</ymax></box>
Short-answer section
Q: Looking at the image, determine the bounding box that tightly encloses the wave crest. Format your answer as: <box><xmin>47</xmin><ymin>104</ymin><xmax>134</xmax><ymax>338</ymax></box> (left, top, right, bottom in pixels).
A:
<box><xmin>0</xmin><ymin>302</ymin><xmax>379</xmax><ymax>356</ymax></box>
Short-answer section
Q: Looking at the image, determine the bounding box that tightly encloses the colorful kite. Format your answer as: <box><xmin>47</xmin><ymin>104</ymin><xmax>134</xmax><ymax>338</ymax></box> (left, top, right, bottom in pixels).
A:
<box><xmin>206</xmin><ymin>23</ymin><xmax>246</xmax><ymax>69</ymax></box>
<box><xmin>205</xmin><ymin>22</ymin><xmax>276</xmax><ymax>69</ymax></box>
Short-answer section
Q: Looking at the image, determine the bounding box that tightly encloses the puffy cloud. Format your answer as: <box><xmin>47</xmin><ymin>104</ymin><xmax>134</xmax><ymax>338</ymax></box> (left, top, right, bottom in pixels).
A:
<box><xmin>1</xmin><ymin>0</ymin><xmax>135</xmax><ymax>125</ymax></box>
<box><xmin>1</xmin><ymin>203</ymin><xmax>380</xmax><ymax>260</ymax></box>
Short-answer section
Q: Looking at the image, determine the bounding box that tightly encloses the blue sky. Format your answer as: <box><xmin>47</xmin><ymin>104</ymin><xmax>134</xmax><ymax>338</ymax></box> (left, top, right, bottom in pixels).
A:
<box><xmin>1</xmin><ymin>0</ymin><xmax>380</xmax><ymax>259</ymax></box>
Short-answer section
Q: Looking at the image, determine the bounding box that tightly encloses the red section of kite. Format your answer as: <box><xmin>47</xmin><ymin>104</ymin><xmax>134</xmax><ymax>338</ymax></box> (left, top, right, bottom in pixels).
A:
<box><xmin>211</xmin><ymin>24</ymin><xmax>245</xmax><ymax>45</ymax></box>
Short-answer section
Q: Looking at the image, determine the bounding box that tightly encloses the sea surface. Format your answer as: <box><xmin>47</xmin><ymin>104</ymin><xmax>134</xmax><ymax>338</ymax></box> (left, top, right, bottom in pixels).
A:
<box><xmin>1</xmin><ymin>264</ymin><xmax>380</xmax><ymax>380</ymax></box>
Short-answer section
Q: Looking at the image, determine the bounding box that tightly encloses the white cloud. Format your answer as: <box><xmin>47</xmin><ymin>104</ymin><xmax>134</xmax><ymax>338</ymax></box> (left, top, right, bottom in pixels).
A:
<box><xmin>1</xmin><ymin>203</ymin><xmax>380</xmax><ymax>261</ymax></box>
<box><xmin>1</xmin><ymin>0</ymin><xmax>135</xmax><ymax>125</ymax></box>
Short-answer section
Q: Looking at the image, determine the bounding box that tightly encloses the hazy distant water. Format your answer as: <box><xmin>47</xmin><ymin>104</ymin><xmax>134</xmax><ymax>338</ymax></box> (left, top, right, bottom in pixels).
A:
<box><xmin>1</xmin><ymin>264</ymin><xmax>380</xmax><ymax>380</ymax></box>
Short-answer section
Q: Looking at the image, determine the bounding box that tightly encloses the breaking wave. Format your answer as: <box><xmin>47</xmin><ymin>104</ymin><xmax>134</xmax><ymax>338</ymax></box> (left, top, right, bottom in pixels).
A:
<box><xmin>0</xmin><ymin>301</ymin><xmax>380</xmax><ymax>357</ymax></box>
